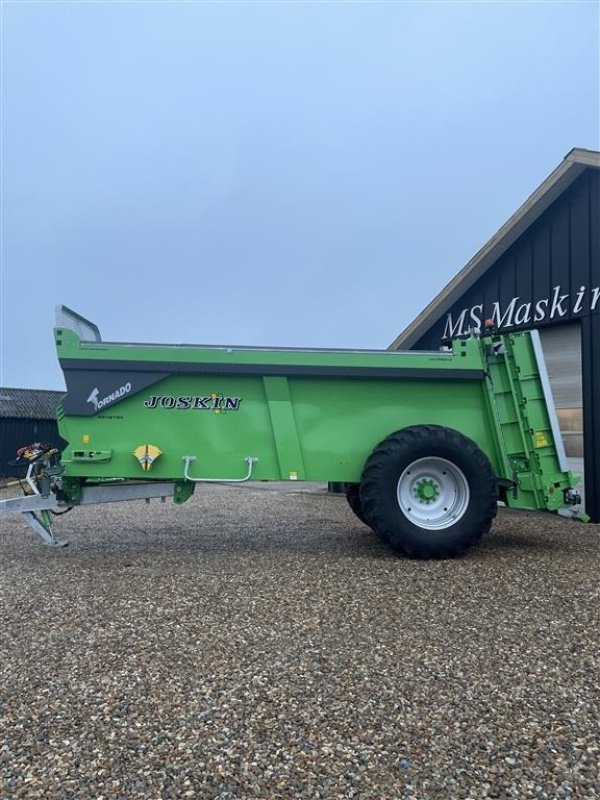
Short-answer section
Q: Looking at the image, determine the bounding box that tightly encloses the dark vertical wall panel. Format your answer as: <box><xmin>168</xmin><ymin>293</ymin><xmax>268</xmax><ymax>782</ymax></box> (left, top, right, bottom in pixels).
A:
<box><xmin>569</xmin><ymin>173</ymin><xmax>591</xmax><ymax>297</ymax></box>
<box><xmin>515</xmin><ymin>240</ymin><xmax>533</xmax><ymax>310</ymax></box>
<box><xmin>581</xmin><ymin>314</ymin><xmax>600</xmax><ymax>523</ymax></box>
<box><xmin>532</xmin><ymin>223</ymin><xmax>551</xmax><ymax>314</ymax></box>
<box><xmin>586</xmin><ymin>172</ymin><xmax>600</xmax><ymax>522</ymax></box>
<box><xmin>483</xmin><ymin>264</ymin><xmax>501</xmax><ymax>323</ymax></box>
<box><xmin>550</xmin><ymin>197</ymin><xmax>570</xmax><ymax>292</ymax></box>
<box><xmin>0</xmin><ymin>418</ymin><xmax>63</xmax><ymax>477</ymax></box>
<box><xmin>591</xmin><ymin>171</ymin><xmax>600</xmax><ymax>310</ymax></box>
<box><xmin>499</xmin><ymin>252</ymin><xmax>517</xmax><ymax>309</ymax></box>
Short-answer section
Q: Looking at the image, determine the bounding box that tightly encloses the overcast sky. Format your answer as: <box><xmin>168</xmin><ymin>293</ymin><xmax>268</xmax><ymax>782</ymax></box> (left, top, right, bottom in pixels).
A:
<box><xmin>1</xmin><ymin>1</ymin><xmax>599</xmax><ymax>390</ymax></box>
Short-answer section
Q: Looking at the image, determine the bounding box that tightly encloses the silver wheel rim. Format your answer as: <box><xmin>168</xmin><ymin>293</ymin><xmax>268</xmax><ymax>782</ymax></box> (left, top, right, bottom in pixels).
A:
<box><xmin>397</xmin><ymin>457</ymin><xmax>470</xmax><ymax>530</ymax></box>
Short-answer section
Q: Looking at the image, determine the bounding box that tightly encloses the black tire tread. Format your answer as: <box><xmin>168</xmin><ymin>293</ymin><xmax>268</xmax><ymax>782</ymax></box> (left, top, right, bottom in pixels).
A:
<box><xmin>345</xmin><ymin>483</ymin><xmax>370</xmax><ymax>527</ymax></box>
<box><xmin>360</xmin><ymin>425</ymin><xmax>497</xmax><ymax>558</ymax></box>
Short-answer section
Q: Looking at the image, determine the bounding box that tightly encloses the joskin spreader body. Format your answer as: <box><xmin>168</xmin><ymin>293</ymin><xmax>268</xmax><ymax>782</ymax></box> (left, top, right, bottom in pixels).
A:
<box><xmin>0</xmin><ymin>306</ymin><xmax>584</xmax><ymax>557</ymax></box>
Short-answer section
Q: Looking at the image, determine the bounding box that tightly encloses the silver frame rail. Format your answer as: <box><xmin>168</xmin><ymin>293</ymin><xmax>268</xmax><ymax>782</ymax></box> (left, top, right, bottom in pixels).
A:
<box><xmin>0</xmin><ymin>481</ymin><xmax>177</xmax><ymax>547</ymax></box>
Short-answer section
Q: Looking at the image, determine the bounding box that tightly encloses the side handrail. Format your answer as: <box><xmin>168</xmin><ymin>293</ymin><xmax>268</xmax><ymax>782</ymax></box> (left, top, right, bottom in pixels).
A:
<box><xmin>182</xmin><ymin>455</ymin><xmax>259</xmax><ymax>483</ymax></box>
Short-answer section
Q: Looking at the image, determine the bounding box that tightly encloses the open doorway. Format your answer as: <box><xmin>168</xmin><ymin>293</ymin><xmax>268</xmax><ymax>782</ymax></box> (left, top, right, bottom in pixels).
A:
<box><xmin>538</xmin><ymin>323</ymin><xmax>585</xmax><ymax>508</ymax></box>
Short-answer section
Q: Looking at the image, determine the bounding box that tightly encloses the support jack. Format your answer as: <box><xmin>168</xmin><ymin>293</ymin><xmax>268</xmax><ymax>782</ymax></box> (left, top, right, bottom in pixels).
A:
<box><xmin>23</xmin><ymin>511</ymin><xmax>69</xmax><ymax>547</ymax></box>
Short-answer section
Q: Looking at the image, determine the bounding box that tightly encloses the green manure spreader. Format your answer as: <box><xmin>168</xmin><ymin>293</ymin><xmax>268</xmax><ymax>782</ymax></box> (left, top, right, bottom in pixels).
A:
<box><xmin>1</xmin><ymin>306</ymin><xmax>585</xmax><ymax>557</ymax></box>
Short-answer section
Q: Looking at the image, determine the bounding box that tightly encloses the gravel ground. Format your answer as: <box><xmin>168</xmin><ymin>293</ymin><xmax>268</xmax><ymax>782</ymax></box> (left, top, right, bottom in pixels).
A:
<box><xmin>1</xmin><ymin>484</ymin><xmax>599</xmax><ymax>800</ymax></box>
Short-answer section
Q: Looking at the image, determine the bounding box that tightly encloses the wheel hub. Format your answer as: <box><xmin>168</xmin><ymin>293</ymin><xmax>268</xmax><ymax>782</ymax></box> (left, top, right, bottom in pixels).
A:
<box><xmin>414</xmin><ymin>478</ymin><xmax>440</xmax><ymax>504</ymax></box>
<box><xmin>397</xmin><ymin>457</ymin><xmax>470</xmax><ymax>531</ymax></box>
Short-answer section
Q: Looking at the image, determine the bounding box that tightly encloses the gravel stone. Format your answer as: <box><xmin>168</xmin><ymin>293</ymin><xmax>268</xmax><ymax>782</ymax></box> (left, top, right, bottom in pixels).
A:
<box><xmin>1</xmin><ymin>484</ymin><xmax>599</xmax><ymax>799</ymax></box>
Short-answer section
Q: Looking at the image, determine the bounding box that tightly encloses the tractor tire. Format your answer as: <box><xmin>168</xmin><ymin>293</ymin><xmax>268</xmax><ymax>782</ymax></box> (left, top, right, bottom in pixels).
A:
<box><xmin>359</xmin><ymin>425</ymin><xmax>497</xmax><ymax>558</ymax></box>
<box><xmin>345</xmin><ymin>483</ymin><xmax>370</xmax><ymax>527</ymax></box>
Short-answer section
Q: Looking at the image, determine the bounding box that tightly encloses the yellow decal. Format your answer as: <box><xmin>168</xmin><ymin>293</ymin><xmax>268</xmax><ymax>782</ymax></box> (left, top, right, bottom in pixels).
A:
<box><xmin>82</xmin><ymin>434</ymin><xmax>90</xmax><ymax>444</ymax></box>
<box><xmin>133</xmin><ymin>444</ymin><xmax>163</xmax><ymax>471</ymax></box>
<box><xmin>534</xmin><ymin>432</ymin><xmax>548</xmax><ymax>448</ymax></box>
<box><xmin>289</xmin><ymin>470</ymin><xmax>298</xmax><ymax>481</ymax></box>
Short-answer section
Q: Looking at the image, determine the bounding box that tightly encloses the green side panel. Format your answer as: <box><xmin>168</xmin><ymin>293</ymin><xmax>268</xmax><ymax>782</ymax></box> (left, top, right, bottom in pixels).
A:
<box><xmin>287</xmin><ymin>378</ymin><xmax>497</xmax><ymax>482</ymax></box>
<box><xmin>60</xmin><ymin>375</ymin><xmax>282</xmax><ymax>482</ymax></box>
<box><xmin>56</xmin><ymin>373</ymin><xmax>498</xmax><ymax>484</ymax></box>
<box><xmin>262</xmin><ymin>377</ymin><xmax>306</xmax><ymax>481</ymax></box>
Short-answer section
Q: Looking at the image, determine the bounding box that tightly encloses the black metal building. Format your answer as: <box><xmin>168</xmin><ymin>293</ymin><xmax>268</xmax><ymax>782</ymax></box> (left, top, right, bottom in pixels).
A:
<box><xmin>0</xmin><ymin>388</ymin><xmax>65</xmax><ymax>477</ymax></box>
<box><xmin>391</xmin><ymin>148</ymin><xmax>600</xmax><ymax>523</ymax></box>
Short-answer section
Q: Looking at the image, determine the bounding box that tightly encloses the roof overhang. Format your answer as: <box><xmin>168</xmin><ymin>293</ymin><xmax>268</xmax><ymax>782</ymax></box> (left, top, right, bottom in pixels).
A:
<box><xmin>389</xmin><ymin>147</ymin><xmax>600</xmax><ymax>350</ymax></box>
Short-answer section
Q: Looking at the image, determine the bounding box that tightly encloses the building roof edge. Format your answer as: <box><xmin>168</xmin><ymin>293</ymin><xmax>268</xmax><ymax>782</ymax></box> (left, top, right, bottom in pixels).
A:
<box><xmin>390</xmin><ymin>148</ymin><xmax>600</xmax><ymax>350</ymax></box>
